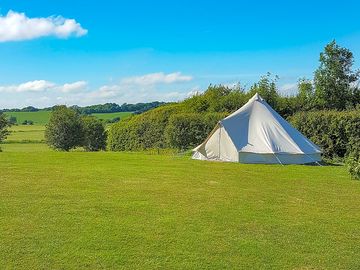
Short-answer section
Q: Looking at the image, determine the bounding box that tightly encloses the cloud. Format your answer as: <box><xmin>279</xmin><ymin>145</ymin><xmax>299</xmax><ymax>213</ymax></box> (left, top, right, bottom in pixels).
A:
<box><xmin>121</xmin><ymin>72</ymin><xmax>193</xmax><ymax>86</ymax></box>
<box><xmin>0</xmin><ymin>72</ymin><xmax>194</xmax><ymax>108</ymax></box>
<box><xmin>0</xmin><ymin>10</ymin><xmax>87</xmax><ymax>42</ymax></box>
<box><xmin>57</xmin><ymin>81</ymin><xmax>87</xmax><ymax>93</ymax></box>
<box><xmin>279</xmin><ymin>83</ymin><xmax>298</xmax><ymax>94</ymax></box>
<box><xmin>0</xmin><ymin>80</ymin><xmax>87</xmax><ymax>93</ymax></box>
<box><xmin>0</xmin><ymin>80</ymin><xmax>55</xmax><ymax>93</ymax></box>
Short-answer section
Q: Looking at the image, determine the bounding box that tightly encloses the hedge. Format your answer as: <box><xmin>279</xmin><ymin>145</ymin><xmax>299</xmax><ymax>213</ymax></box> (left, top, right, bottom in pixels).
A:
<box><xmin>165</xmin><ymin>113</ymin><xmax>227</xmax><ymax>150</ymax></box>
<box><xmin>107</xmin><ymin>105</ymin><xmax>181</xmax><ymax>151</ymax></box>
<box><xmin>289</xmin><ymin>110</ymin><xmax>360</xmax><ymax>159</ymax></box>
<box><xmin>107</xmin><ymin>104</ymin><xmax>227</xmax><ymax>151</ymax></box>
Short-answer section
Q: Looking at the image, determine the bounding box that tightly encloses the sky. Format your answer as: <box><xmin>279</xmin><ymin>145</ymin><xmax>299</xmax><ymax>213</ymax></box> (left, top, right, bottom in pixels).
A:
<box><xmin>0</xmin><ymin>0</ymin><xmax>360</xmax><ymax>109</ymax></box>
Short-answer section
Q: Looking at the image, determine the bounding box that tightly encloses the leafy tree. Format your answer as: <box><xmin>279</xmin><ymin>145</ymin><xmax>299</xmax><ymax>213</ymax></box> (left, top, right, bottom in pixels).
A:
<box><xmin>297</xmin><ymin>78</ymin><xmax>315</xmax><ymax>110</ymax></box>
<box><xmin>0</xmin><ymin>113</ymin><xmax>10</xmax><ymax>150</ymax></box>
<box><xmin>82</xmin><ymin>116</ymin><xmax>107</xmax><ymax>151</ymax></box>
<box><xmin>248</xmin><ymin>73</ymin><xmax>279</xmax><ymax>108</ymax></box>
<box><xmin>8</xmin><ymin>116</ymin><xmax>17</xmax><ymax>125</ymax></box>
<box><xmin>314</xmin><ymin>40</ymin><xmax>360</xmax><ymax>110</ymax></box>
<box><xmin>45</xmin><ymin>106</ymin><xmax>84</xmax><ymax>151</ymax></box>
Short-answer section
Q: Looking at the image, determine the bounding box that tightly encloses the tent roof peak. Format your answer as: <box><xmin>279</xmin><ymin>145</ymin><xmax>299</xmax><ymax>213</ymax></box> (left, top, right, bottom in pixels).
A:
<box><xmin>251</xmin><ymin>93</ymin><xmax>263</xmax><ymax>102</ymax></box>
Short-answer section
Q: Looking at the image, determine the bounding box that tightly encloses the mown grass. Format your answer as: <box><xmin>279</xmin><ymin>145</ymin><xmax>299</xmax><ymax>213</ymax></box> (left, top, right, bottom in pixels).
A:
<box><xmin>0</xmin><ymin>147</ymin><xmax>359</xmax><ymax>269</ymax></box>
<box><xmin>5</xmin><ymin>111</ymin><xmax>133</xmax><ymax>125</ymax></box>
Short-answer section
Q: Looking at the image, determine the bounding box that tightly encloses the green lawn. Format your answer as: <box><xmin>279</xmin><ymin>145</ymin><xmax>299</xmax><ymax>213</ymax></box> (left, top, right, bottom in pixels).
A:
<box><xmin>5</xmin><ymin>111</ymin><xmax>133</xmax><ymax>125</ymax></box>
<box><xmin>0</xmin><ymin>145</ymin><xmax>359</xmax><ymax>269</ymax></box>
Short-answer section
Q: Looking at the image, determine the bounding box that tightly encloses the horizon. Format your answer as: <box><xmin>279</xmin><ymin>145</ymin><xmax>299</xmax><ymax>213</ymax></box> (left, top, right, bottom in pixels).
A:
<box><xmin>0</xmin><ymin>0</ymin><xmax>360</xmax><ymax>109</ymax></box>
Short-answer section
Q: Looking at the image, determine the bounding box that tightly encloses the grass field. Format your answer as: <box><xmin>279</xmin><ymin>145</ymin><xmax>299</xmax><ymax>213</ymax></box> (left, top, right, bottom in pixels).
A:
<box><xmin>5</xmin><ymin>111</ymin><xmax>132</xmax><ymax>125</ymax></box>
<box><xmin>0</xmin><ymin>140</ymin><xmax>360</xmax><ymax>269</ymax></box>
<box><xmin>5</xmin><ymin>125</ymin><xmax>45</xmax><ymax>143</ymax></box>
<box><xmin>90</xmin><ymin>112</ymin><xmax>132</xmax><ymax>121</ymax></box>
<box><xmin>5</xmin><ymin>111</ymin><xmax>51</xmax><ymax>125</ymax></box>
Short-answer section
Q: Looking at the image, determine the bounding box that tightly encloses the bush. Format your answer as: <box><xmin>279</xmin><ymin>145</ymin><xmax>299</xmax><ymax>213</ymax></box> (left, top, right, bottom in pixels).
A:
<box><xmin>22</xmin><ymin>120</ymin><xmax>34</xmax><ymax>125</ymax></box>
<box><xmin>8</xmin><ymin>116</ymin><xmax>17</xmax><ymax>125</ymax></box>
<box><xmin>346</xmin><ymin>154</ymin><xmax>360</xmax><ymax>180</ymax></box>
<box><xmin>0</xmin><ymin>113</ymin><xmax>10</xmax><ymax>151</ymax></box>
<box><xmin>82</xmin><ymin>116</ymin><xmax>107</xmax><ymax>151</ymax></box>
<box><xmin>45</xmin><ymin>106</ymin><xmax>84</xmax><ymax>151</ymax></box>
<box><xmin>165</xmin><ymin>113</ymin><xmax>227</xmax><ymax>150</ymax></box>
<box><xmin>289</xmin><ymin>110</ymin><xmax>360</xmax><ymax>159</ymax></box>
<box><xmin>107</xmin><ymin>104</ymin><xmax>181</xmax><ymax>151</ymax></box>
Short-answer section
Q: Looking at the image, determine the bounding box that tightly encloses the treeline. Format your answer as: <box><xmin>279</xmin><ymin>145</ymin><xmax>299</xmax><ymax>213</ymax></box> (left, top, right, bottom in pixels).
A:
<box><xmin>69</xmin><ymin>101</ymin><xmax>166</xmax><ymax>114</ymax></box>
<box><xmin>0</xmin><ymin>101</ymin><xmax>166</xmax><ymax>114</ymax></box>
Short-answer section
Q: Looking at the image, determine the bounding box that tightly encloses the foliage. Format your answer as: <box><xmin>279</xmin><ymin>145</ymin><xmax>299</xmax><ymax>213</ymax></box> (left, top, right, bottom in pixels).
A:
<box><xmin>45</xmin><ymin>106</ymin><xmax>84</xmax><ymax>151</ymax></box>
<box><xmin>108</xmin><ymin>105</ymin><xmax>181</xmax><ymax>151</ymax></box>
<box><xmin>248</xmin><ymin>73</ymin><xmax>279</xmax><ymax>109</ymax></box>
<box><xmin>314</xmin><ymin>40</ymin><xmax>360</xmax><ymax>110</ymax></box>
<box><xmin>289</xmin><ymin>110</ymin><xmax>360</xmax><ymax>159</ymax></box>
<box><xmin>82</xmin><ymin>116</ymin><xmax>107</xmax><ymax>151</ymax></box>
<box><xmin>0</xmin><ymin>113</ymin><xmax>10</xmax><ymax>147</ymax></box>
<box><xmin>8</xmin><ymin>116</ymin><xmax>17</xmax><ymax>125</ymax></box>
<box><xmin>22</xmin><ymin>120</ymin><xmax>34</xmax><ymax>125</ymax></box>
<box><xmin>165</xmin><ymin>113</ymin><xmax>227</xmax><ymax>149</ymax></box>
<box><xmin>346</xmin><ymin>154</ymin><xmax>360</xmax><ymax>180</ymax></box>
<box><xmin>70</xmin><ymin>101</ymin><xmax>166</xmax><ymax>114</ymax></box>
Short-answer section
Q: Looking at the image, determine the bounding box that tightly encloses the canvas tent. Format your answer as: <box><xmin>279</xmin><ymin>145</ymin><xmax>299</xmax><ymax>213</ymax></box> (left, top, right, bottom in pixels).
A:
<box><xmin>192</xmin><ymin>93</ymin><xmax>322</xmax><ymax>164</ymax></box>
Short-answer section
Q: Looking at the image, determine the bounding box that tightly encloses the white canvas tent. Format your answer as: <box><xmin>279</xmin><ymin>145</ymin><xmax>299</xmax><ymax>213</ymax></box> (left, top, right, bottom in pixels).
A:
<box><xmin>192</xmin><ymin>93</ymin><xmax>322</xmax><ymax>164</ymax></box>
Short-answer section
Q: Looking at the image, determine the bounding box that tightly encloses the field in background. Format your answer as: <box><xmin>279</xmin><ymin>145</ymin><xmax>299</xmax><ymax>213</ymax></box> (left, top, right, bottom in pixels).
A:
<box><xmin>5</xmin><ymin>125</ymin><xmax>45</xmax><ymax>143</ymax></box>
<box><xmin>3</xmin><ymin>111</ymin><xmax>133</xmax><ymax>145</ymax></box>
<box><xmin>90</xmin><ymin>112</ymin><xmax>132</xmax><ymax>121</ymax></box>
<box><xmin>4</xmin><ymin>111</ymin><xmax>132</xmax><ymax>125</ymax></box>
<box><xmin>0</xmin><ymin>149</ymin><xmax>359</xmax><ymax>269</ymax></box>
<box><xmin>5</xmin><ymin>111</ymin><xmax>51</xmax><ymax>125</ymax></box>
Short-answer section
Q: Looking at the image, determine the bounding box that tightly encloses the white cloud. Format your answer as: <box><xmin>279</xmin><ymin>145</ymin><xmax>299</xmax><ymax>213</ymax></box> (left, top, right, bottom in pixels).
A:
<box><xmin>121</xmin><ymin>72</ymin><xmax>193</xmax><ymax>86</ymax></box>
<box><xmin>0</xmin><ymin>10</ymin><xmax>87</xmax><ymax>42</ymax></box>
<box><xmin>58</xmin><ymin>81</ymin><xmax>87</xmax><ymax>93</ymax></box>
<box><xmin>0</xmin><ymin>80</ymin><xmax>55</xmax><ymax>93</ymax></box>
<box><xmin>0</xmin><ymin>80</ymin><xmax>88</xmax><ymax>94</ymax></box>
<box><xmin>279</xmin><ymin>83</ymin><xmax>298</xmax><ymax>94</ymax></box>
<box><xmin>0</xmin><ymin>72</ymin><xmax>195</xmax><ymax>108</ymax></box>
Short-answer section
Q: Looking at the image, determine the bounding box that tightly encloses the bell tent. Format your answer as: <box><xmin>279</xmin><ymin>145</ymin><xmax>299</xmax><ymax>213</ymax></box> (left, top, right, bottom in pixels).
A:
<box><xmin>192</xmin><ymin>93</ymin><xmax>322</xmax><ymax>164</ymax></box>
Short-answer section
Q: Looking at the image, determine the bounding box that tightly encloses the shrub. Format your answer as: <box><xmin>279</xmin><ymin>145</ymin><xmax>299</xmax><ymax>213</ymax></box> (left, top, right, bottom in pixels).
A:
<box><xmin>107</xmin><ymin>104</ymin><xmax>181</xmax><ymax>151</ymax></box>
<box><xmin>8</xmin><ymin>116</ymin><xmax>17</xmax><ymax>125</ymax></box>
<box><xmin>45</xmin><ymin>106</ymin><xmax>84</xmax><ymax>151</ymax></box>
<box><xmin>289</xmin><ymin>110</ymin><xmax>360</xmax><ymax>159</ymax></box>
<box><xmin>22</xmin><ymin>120</ymin><xmax>34</xmax><ymax>125</ymax></box>
<box><xmin>346</xmin><ymin>154</ymin><xmax>360</xmax><ymax>180</ymax></box>
<box><xmin>165</xmin><ymin>113</ymin><xmax>227</xmax><ymax>150</ymax></box>
<box><xmin>82</xmin><ymin>116</ymin><xmax>107</xmax><ymax>151</ymax></box>
<box><xmin>0</xmin><ymin>113</ymin><xmax>10</xmax><ymax>151</ymax></box>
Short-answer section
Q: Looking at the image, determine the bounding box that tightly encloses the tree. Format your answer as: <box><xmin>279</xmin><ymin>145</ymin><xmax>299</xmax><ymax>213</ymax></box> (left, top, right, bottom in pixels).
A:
<box><xmin>8</xmin><ymin>116</ymin><xmax>17</xmax><ymax>125</ymax></box>
<box><xmin>314</xmin><ymin>40</ymin><xmax>360</xmax><ymax>110</ymax></box>
<box><xmin>297</xmin><ymin>78</ymin><xmax>314</xmax><ymax>110</ymax></box>
<box><xmin>82</xmin><ymin>116</ymin><xmax>107</xmax><ymax>151</ymax></box>
<box><xmin>45</xmin><ymin>106</ymin><xmax>84</xmax><ymax>151</ymax></box>
<box><xmin>0</xmin><ymin>113</ymin><xmax>10</xmax><ymax>150</ymax></box>
<box><xmin>249</xmin><ymin>73</ymin><xmax>279</xmax><ymax>109</ymax></box>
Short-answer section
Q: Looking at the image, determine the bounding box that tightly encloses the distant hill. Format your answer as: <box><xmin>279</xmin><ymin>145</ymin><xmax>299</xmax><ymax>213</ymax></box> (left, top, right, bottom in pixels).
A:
<box><xmin>0</xmin><ymin>101</ymin><xmax>166</xmax><ymax>114</ymax></box>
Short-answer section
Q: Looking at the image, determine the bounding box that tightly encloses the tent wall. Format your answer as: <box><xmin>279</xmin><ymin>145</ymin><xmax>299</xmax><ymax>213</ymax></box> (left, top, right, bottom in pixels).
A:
<box><xmin>193</xmin><ymin>125</ymin><xmax>238</xmax><ymax>162</ymax></box>
<box><xmin>238</xmin><ymin>152</ymin><xmax>321</xmax><ymax>164</ymax></box>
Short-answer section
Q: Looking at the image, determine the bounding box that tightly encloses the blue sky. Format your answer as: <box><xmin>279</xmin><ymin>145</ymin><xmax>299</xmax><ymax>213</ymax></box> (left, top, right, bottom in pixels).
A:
<box><xmin>0</xmin><ymin>0</ymin><xmax>359</xmax><ymax>108</ymax></box>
